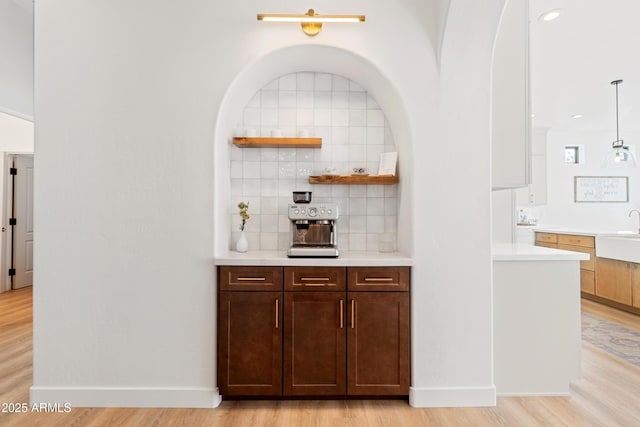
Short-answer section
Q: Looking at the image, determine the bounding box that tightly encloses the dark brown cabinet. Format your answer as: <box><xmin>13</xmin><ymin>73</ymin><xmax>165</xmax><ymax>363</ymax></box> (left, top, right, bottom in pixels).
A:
<box><xmin>217</xmin><ymin>267</ymin><xmax>283</xmax><ymax>396</ymax></box>
<box><xmin>347</xmin><ymin>291</ymin><xmax>409</xmax><ymax>395</ymax></box>
<box><xmin>217</xmin><ymin>265</ymin><xmax>410</xmax><ymax>398</ymax></box>
<box><xmin>284</xmin><ymin>291</ymin><xmax>346</xmax><ymax>395</ymax></box>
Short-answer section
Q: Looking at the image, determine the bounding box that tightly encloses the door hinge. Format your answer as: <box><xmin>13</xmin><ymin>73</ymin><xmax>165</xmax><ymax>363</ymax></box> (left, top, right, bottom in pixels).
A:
<box><xmin>9</xmin><ymin>167</ymin><xmax>17</xmax><ymax>175</ymax></box>
<box><xmin>8</xmin><ymin>268</ymin><xmax>15</xmax><ymax>276</ymax></box>
<box><xmin>9</xmin><ymin>218</ymin><xmax>16</xmax><ymax>226</ymax></box>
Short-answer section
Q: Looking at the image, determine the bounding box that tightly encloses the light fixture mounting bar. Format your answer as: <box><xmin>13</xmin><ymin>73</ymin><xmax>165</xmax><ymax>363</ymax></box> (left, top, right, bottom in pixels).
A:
<box><xmin>257</xmin><ymin>9</ymin><xmax>365</xmax><ymax>36</ymax></box>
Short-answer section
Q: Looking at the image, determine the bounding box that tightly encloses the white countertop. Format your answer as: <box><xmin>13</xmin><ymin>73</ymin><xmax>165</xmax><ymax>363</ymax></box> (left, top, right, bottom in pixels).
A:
<box><xmin>493</xmin><ymin>243</ymin><xmax>589</xmax><ymax>261</ymax></box>
<box><xmin>214</xmin><ymin>250</ymin><xmax>413</xmax><ymax>266</ymax></box>
<box><xmin>521</xmin><ymin>226</ymin><xmax>636</xmax><ymax>237</ymax></box>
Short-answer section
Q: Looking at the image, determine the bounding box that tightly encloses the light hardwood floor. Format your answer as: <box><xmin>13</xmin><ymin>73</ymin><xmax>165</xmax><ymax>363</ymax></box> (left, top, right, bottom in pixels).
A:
<box><xmin>1</xmin><ymin>287</ymin><xmax>639</xmax><ymax>426</ymax></box>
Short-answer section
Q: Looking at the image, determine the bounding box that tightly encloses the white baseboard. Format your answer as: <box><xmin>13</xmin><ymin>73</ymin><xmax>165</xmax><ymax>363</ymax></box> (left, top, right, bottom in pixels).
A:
<box><xmin>30</xmin><ymin>386</ymin><xmax>222</xmax><ymax>408</ymax></box>
<box><xmin>409</xmin><ymin>385</ymin><xmax>496</xmax><ymax>408</ymax></box>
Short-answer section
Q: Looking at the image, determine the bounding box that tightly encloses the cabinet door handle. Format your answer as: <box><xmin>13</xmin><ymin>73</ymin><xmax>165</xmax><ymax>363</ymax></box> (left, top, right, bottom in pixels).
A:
<box><xmin>300</xmin><ymin>277</ymin><xmax>330</xmax><ymax>281</ymax></box>
<box><xmin>364</xmin><ymin>277</ymin><xmax>393</xmax><ymax>282</ymax></box>
<box><xmin>351</xmin><ymin>300</ymin><xmax>355</xmax><ymax>329</ymax></box>
<box><xmin>339</xmin><ymin>299</ymin><xmax>344</xmax><ymax>329</ymax></box>
<box><xmin>237</xmin><ymin>277</ymin><xmax>266</xmax><ymax>282</ymax></box>
<box><xmin>275</xmin><ymin>299</ymin><xmax>279</xmax><ymax>329</ymax></box>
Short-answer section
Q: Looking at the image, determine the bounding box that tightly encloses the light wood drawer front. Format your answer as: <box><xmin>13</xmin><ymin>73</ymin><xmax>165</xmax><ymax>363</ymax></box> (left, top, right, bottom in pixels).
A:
<box><xmin>535</xmin><ymin>232</ymin><xmax>557</xmax><ymax>244</ymax></box>
<box><xmin>632</xmin><ymin>263</ymin><xmax>640</xmax><ymax>309</ymax></box>
<box><xmin>535</xmin><ymin>241</ymin><xmax>557</xmax><ymax>249</ymax></box>
<box><xmin>219</xmin><ymin>266</ymin><xmax>283</xmax><ymax>291</ymax></box>
<box><xmin>347</xmin><ymin>267</ymin><xmax>410</xmax><ymax>292</ymax></box>
<box><xmin>557</xmin><ymin>234</ymin><xmax>594</xmax><ymax>248</ymax></box>
<box><xmin>580</xmin><ymin>269</ymin><xmax>595</xmax><ymax>295</ymax></box>
<box><xmin>284</xmin><ymin>267</ymin><xmax>346</xmax><ymax>291</ymax></box>
<box><xmin>557</xmin><ymin>244</ymin><xmax>594</xmax><ymax>271</ymax></box>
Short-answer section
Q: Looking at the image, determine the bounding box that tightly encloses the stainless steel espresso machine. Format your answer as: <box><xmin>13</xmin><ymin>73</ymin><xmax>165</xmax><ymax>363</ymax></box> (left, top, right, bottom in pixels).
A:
<box><xmin>287</xmin><ymin>196</ymin><xmax>339</xmax><ymax>258</ymax></box>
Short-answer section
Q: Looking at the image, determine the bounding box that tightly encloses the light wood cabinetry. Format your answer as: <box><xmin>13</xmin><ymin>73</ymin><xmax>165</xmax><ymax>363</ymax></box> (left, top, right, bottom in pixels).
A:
<box><xmin>308</xmin><ymin>175</ymin><xmax>398</xmax><ymax>185</ymax></box>
<box><xmin>632</xmin><ymin>264</ymin><xmax>640</xmax><ymax>309</ymax></box>
<box><xmin>595</xmin><ymin>257</ymin><xmax>633</xmax><ymax>305</ymax></box>
<box><xmin>218</xmin><ymin>265</ymin><xmax>410</xmax><ymax>398</ymax></box>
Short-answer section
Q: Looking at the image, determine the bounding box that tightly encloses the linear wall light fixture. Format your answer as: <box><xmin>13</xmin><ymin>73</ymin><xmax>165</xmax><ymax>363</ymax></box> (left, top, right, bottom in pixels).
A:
<box><xmin>257</xmin><ymin>9</ymin><xmax>365</xmax><ymax>37</ymax></box>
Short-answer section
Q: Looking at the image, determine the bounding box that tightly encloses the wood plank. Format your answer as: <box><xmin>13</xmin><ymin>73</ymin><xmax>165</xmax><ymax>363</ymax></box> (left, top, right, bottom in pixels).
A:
<box><xmin>232</xmin><ymin>137</ymin><xmax>322</xmax><ymax>148</ymax></box>
<box><xmin>309</xmin><ymin>175</ymin><xmax>398</xmax><ymax>185</ymax></box>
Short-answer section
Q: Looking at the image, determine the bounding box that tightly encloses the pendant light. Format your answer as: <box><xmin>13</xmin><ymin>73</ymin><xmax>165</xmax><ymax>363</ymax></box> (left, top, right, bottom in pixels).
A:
<box><xmin>603</xmin><ymin>79</ymin><xmax>637</xmax><ymax>168</ymax></box>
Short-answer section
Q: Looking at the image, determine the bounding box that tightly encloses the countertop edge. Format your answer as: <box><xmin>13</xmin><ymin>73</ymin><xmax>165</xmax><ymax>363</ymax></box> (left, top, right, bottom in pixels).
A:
<box><xmin>214</xmin><ymin>251</ymin><xmax>413</xmax><ymax>267</ymax></box>
<box><xmin>492</xmin><ymin>244</ymin><xmax>590</xmax><ymax>261</ymax></box>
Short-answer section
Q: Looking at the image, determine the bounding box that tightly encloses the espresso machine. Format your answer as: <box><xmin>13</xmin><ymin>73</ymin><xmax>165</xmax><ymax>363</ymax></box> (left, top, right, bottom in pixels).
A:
<box><xmin>287</xmin><ymin>199</ymin><xmax>339</xmax><ymax>258</ymax></box>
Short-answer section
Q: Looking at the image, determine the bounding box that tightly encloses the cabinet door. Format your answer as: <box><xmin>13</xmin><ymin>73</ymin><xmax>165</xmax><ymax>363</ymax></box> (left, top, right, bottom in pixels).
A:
<box><xmin>347</xmin><ymin>292</ymin><xmax>409</xmax><ymax>396</ymax></box>
<box><xmin>595</xmin><ymin>257</ymin><xmax>632</xmax><ymax>305</ymax></box>
<box><xmin>218</xmin><ymin>291</ymin><xmax>282</xmax><ymax>396</ymax></box>
<box><xmin>580</xmin><ymin>269</ymin><xmax>595</xmax><ymax>295</ymax></box>
<box><xmin>283</xmin><ymin>292</ymin><xmax>346</xmax><ymax>396</ymax></box>
<box><xmin>631</xmin><ymin>263</ymin><xmax>640</xmax><ymax>309</ymax></box>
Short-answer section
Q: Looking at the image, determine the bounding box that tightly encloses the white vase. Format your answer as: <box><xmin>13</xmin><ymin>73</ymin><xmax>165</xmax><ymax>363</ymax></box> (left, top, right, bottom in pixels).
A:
<box><xmin>236</xmin><ymin>230</ymin><xmax>248</xmax><ymax>253</ymax></box>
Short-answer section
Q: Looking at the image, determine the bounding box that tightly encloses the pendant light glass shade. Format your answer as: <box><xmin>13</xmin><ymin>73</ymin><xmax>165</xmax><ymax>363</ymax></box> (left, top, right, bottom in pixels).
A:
<box><xmin>603</xmin><ymin>80</ymin><xmax>636</xmax><ymax>168</ymax></box>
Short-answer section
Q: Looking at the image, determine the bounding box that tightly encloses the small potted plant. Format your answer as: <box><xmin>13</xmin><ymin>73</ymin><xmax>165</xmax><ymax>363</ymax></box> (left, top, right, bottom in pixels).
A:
<box><xmin>236</xmin><ymin>201</ymin><xmax>250</xmax><ymax>252</ymax></box>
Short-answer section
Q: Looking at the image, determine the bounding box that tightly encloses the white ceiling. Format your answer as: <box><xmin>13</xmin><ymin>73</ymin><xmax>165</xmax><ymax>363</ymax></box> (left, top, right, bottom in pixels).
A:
<box><xmin>530</xmin><ymin>0</ymin><xmax>640</xmax><ymax>133</ymax></box>
<box><xmin>8</xmin><ymin>0</ymin><xmax>638</xmax><ymax>135</ymax></box>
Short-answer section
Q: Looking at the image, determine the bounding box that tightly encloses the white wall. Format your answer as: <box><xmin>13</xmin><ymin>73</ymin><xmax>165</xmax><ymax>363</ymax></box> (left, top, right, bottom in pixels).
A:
<box><xmin>537</xmin><ymin>130</ymin><xmax>640</xmax><ymax>231</ymax></box>
<box><xmin>32</xmin><ymin>0</ymin><xmax>504</xmax><ymax>408</ymax></box>
<box><xmin>0</xmin><ymin>0</ymin><xmax>33</xmax><ymax>120</ymax></box>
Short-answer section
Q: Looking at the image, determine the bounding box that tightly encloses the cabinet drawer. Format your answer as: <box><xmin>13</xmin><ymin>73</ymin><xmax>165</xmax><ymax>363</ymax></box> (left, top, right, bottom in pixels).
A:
<box><xmin>557</xmin><ymin>234</ymin><xmax>594</xmax><ymax>248</ymax></box>
<box><xmin>284</xmin><ymin>267</ymin><xmax>346</xmax><ymax>291</ymax></box>
<box><xmin>219</xmin><ymin>266</ymin><xmax>283</xmax><ymax>291</ymax></box>
<box><xmin>535</xmin><ymin>232</ymin><xmax>557</xmax><ymax>244</ymax></box>
<box><xmin>557</xmin><ymin>244</ymin><xmax>594</xmax><ymax>271</ymax></box>
<box><xmin>348</xmin><ymin>267</ymin><xmax>410</xmax><ymax>291</ymax></box>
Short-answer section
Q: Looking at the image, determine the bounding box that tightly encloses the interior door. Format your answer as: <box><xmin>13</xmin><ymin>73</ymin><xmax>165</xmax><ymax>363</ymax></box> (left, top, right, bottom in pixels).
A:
<box><xmin>12</xmin><ymin>154</ymin><xmax>33</xmax><ymax>289</ymax></box>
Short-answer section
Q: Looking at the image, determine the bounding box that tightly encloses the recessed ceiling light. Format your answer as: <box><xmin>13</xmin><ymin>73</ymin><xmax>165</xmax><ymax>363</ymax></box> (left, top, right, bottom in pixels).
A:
<box><xmin>571</xmin><ymin>114</ymin><xmax>584</xmax><ymax>119</ymax></box>
<box><xmin>539</xmin><ymin>9</ymin><xmax>561</xmax><ymax>22</ymax></box>
<box><xmin>530</xmin><ymin>113</ymin><xmax>536</xmax><ymax>118</ymax></box>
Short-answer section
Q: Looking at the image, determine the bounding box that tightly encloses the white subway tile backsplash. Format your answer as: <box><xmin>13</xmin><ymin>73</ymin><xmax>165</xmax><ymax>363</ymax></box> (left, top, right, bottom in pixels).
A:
<box><xmin>233</xmin><ymin>72</ymin><xmax>398</xmax><ymax>251</ymax></box>
<box><xmin>279</xmin><ymin>74</ymin><xmax>297</xmax><ymax>91</ymax></box>
<box><xmin>331</xmin><ymin>110</ymin><xmax>349</xmax><ymax>126</ymax></box>
<box><xmin>367</xmin><ymin>127</ymin><xmax>385</xmax><ymax>145</ymax></box>
<box><xmin>349</xmin><ymin>110</ymin><xmax>367</xmax><ymax>127</ymax></box>
<box><xmin>279</xmin><ymin>91</ymin><xmax>297</xmax><ymax>108</ymax></box>
<box><xmin>332</xmin><ymin>75</ymin><xmax>349</xmax><ymax>91</ymax></box>
<box><xmin>297</xmin><ymin>91</ymin><xmax>314</xmax><ymax>109</ymax></box>
<box><xmin>315</xmin><ymin>73</ymin><xmax>332</xmax><ymax>91</ymax></box>
<box><xmin>261</xmin><ymin>91</ymin><xmax>279</xmax><ymax>108</ymax></box>
<box><xmin>332</xmin><ymin>92</ymin><xmax>349</xmax><ymax>109</ymax></box>
<box><xmin>297</xmin><ymin>72</ymin><xmax>314</xmax><ymax>91</ymax></box>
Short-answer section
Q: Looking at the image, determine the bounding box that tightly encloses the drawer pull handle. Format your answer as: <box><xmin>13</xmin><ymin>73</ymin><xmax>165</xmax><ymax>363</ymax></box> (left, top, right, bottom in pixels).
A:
<box><xmin>351</xmin><ymin>300</ymin><xmax>355</xmax><ymax>329</ymax></box>
<box><xmin>364</xmin><ymin>277</ymin><xmax>393</xmax><ymax>282</ymax></box>
<box><xmin>339</xmin><ymin>300</ymin><xmax>344</xmax><ymax>329</ymax></box>
<box><xmin>301</xmin><ymin>283</ymin><xmax>332</xmax><ymax>287</ymax></box>
<box><xmin>300</xmin><ymin>277</ymin><xmax>330</xmax><ymax>281</ymax></box>
<box><xmin>237</xmin><ymin>277</ymin><xmax>266</xmax><ymax>282</ymax></box>
<box><xmin>275</xmin><ymin>299</ymin><xmax>279</xmax><ymax>329</ymax></box>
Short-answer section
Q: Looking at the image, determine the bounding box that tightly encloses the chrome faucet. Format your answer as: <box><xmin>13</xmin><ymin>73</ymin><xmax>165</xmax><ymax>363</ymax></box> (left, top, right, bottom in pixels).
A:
<box><xmin>629</xmin><ymin>209</ymin><xmax>640</xmax><ymax>234</ymax></box>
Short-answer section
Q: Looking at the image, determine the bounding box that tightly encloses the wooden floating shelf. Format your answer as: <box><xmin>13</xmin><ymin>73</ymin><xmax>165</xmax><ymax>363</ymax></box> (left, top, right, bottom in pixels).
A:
<box><xmin>233</xmin><ymin>137</ymin><xmax>322</xmax><ymax>148</ymax></box>
<box><xmin>308</xmin><ymin>175</ymin><xmax>399</xmax><ymax>185</ymax></box>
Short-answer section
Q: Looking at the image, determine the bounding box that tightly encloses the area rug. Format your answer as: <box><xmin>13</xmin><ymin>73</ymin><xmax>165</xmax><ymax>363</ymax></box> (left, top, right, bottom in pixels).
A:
<box><xmin>581</xmin><ymin>312</ymin><xmax>640</xmax><ymax>367</ymax></box>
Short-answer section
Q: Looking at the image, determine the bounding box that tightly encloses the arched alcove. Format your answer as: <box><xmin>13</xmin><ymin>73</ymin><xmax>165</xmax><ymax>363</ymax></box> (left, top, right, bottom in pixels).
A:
<box><xmin>213</xmin><ymin>44</ymin><xmax>414</xmax><ymax>255</ymax></box>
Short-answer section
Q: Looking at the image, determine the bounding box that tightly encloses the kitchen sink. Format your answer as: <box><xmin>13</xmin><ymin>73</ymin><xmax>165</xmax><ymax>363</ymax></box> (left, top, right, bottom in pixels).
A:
<box><xmin>595</xmin><ymin>233</ymin><xmax>640</xmax><ymax>263</ymax></box>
